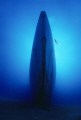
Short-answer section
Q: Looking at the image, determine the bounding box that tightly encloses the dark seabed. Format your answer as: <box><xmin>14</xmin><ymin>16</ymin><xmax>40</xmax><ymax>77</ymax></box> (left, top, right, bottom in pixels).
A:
<box><xmin>0</xmin><ymin>99</ymin><xmax>81</xmax><ymax>120</ymax></box>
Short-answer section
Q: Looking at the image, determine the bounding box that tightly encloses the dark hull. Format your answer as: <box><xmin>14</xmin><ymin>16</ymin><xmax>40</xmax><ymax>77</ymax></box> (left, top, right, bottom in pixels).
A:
<box><xmin>29</xmin><ymin>11</ymin><xmax>56</xmax><ymax>109</ymax></box>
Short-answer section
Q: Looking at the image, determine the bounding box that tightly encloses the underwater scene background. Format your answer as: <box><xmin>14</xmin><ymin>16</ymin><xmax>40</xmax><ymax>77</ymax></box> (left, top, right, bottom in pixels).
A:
<box><xmin>0</xmin><ymin>0</ymin><xmax>81</xmax><ymax>106</ymax></box>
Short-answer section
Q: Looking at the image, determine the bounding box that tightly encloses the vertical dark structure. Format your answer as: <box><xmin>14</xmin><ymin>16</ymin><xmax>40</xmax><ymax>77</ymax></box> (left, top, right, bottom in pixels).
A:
<box><xmin>29</xmin><ymin>11</ymin><xmax>56</xmax><ymax>110</ymax></box>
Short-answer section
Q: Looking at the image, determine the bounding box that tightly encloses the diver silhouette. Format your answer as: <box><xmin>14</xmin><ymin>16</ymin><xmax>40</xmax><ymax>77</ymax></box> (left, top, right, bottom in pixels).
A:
<box><xmin>54</xmin><ymin>39</ymin><xmax>60</xmax><ymax>46</ymax></box>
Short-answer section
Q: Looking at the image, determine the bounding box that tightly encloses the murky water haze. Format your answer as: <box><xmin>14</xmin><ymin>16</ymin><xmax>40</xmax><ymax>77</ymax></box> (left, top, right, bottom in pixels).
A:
<box><xmin>0</xmin><ymin>0</ymin><xmax>81</xmax><ymax>105</ymax></box>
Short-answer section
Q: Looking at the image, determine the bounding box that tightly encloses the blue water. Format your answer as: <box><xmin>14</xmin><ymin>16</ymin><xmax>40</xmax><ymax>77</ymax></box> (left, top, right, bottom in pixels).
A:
<box><xmin>0</xmin><ymin>0</ymin><xmax>81</xmax><ymax>105</ymax></box>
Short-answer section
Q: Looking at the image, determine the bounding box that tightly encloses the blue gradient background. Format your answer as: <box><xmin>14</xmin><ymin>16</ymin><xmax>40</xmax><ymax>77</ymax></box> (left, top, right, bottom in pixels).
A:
<box><xmin>0</xmin><ymin>0</ymin><xmax>81</xmax><ymax>104</ymax></box>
